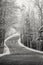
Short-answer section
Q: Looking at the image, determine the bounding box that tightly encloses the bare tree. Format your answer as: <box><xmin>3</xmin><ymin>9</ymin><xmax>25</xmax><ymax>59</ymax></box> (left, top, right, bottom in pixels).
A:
<box><xmin>34</xmin><ymin>0</ymin><xmax>43</xmax><ymax>26</ymax></box>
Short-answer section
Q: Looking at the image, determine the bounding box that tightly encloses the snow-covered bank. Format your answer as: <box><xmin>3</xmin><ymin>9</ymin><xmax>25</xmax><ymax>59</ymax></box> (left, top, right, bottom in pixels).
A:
<box><xmin>18</xmin><ymin>38</ymin><xmax>43</xmax><ymax>54</ymax></box>
<box><xmin>0</xmin><ymin>43</ymin><xmax>10</xmax><ymax>57</ymax></box>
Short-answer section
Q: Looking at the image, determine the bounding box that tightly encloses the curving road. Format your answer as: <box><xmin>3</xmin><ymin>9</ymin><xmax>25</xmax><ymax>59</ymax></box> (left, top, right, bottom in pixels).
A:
<box><xmin>0</xmin><ymin>33</ymin><xmax>43</xmax><ymax>65</ymax></box>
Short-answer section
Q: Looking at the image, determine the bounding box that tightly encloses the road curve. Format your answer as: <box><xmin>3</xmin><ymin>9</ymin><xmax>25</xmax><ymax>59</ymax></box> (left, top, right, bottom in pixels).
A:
<box><xmin>5</xmin><ymin>32</ymin><xmax>43</xmax><ymax>55</ymax></box>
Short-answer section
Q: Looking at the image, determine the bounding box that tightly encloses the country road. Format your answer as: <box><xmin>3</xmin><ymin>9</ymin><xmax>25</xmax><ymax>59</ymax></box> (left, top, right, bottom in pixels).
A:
<box><xmin>0</xmin><ymin>33</ymin><xmax>43</xmax><ymax>65</ymax></box>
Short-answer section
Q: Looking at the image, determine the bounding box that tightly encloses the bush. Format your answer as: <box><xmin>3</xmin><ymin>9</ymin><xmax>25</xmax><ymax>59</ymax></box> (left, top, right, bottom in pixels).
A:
<box><xmin>30</xmin><ymin>40</ymin><xmax>37</xmax><ymax>49</ymax></box>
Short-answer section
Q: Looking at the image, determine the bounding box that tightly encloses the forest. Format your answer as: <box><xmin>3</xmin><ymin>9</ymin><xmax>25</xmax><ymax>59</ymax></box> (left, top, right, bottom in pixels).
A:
<box><xmin>0</xmin><ymin>0</ymin><xmax>43</xmax><ymax>50</ymax></box>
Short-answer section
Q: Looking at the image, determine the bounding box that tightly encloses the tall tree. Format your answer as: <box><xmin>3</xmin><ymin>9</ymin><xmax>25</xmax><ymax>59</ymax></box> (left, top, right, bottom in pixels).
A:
<box><xmin>0</xmin><ymin>0</ymin><xmax>5</xmax><ymax>53</ymax></box>
<box><xmin>23</xmin><ymin>13</ymin><xmax>32</xmax><ymax>47</ymax></box>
